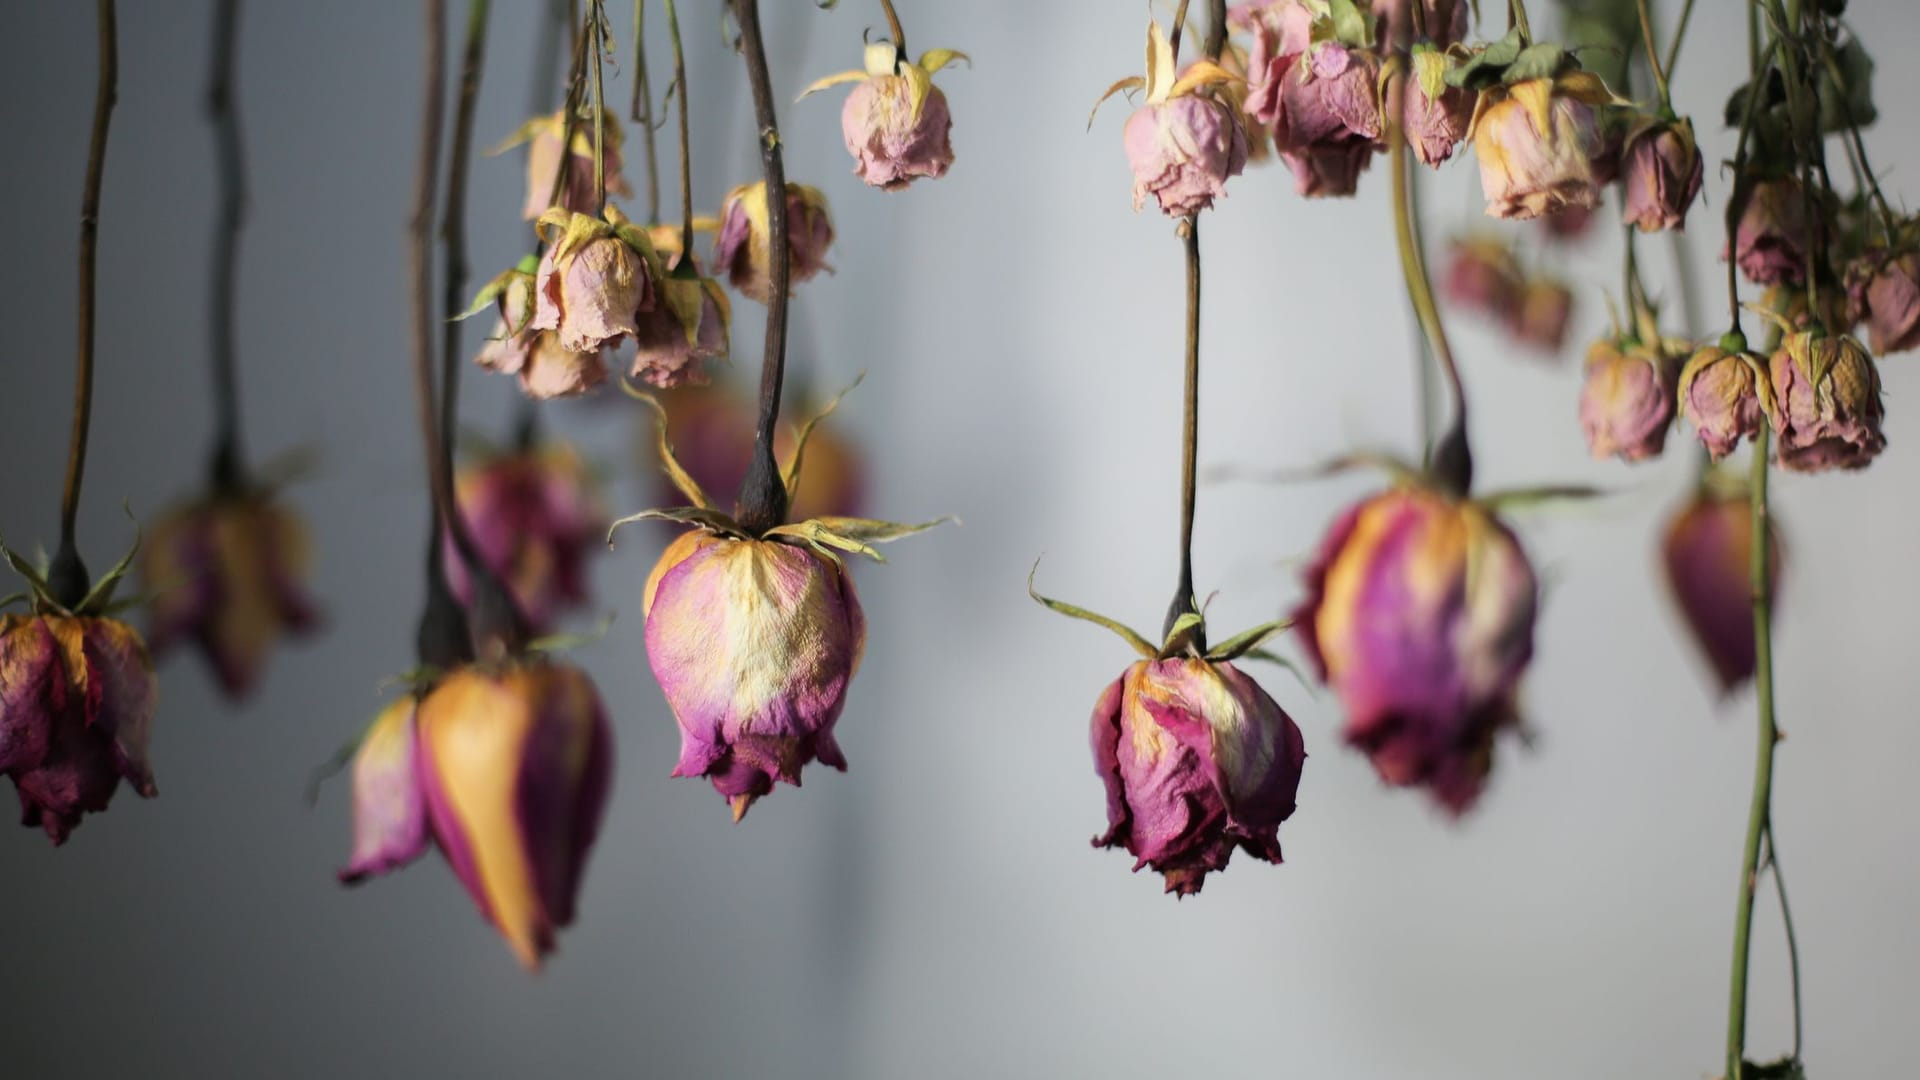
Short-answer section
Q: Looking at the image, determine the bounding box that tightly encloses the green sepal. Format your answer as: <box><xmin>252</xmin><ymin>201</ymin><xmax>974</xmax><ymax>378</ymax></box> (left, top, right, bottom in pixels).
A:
<box><xmin>0</xmin><ymin>592</ymin><xmax>28</xmax><ymax>611</ymax></box>
<box><xmin>783</xmin><ymin>371</ymin><xmax>866</xmax><ymax>504</ymax></box>
<box><xmin>72</xmin><ymin>520</ymin><xmax>143</xmax><ymax>616</ymax></box>
<box><xmin>795</xmin><ymin>514</ymin><xmax>955</xmax><ymax>545</ymax></box>
<box><xmin>1236</xmin><ymin>647</ymin><xmax>1318</xmax><ymax>695</ymax></box>
<box><xmin>1205</xmin><ymin>617</ymin><xmax>1294</xmax><ymax>663</ymax></box>
<box><xmin>1159</xmin><ymin>610</ymin><xmax>1206</xmax><ymax>659</ymax></box>
<box><xmin>1504</xmin><ymin>42</ymin><xmax>1571</xmax><ymax>84</ymax></box>
<box><xmin>620</xmin><ymin>380</ymin><xmax>712</xmax><ymax>509</ymax></box>
<box><xmin>607</xmin><ymin>506</ymin><xmax>748</xmax><ymax>548</ymax></box>
<box><xmin>1027</xmin><ymin>559</ymin><xmax>1156</xmax><ymax>659</ymax></box>
<box><xmin>456</xmin><ymin>267</ymin><xmax>530</xmax><ymax>323</ymax></box>
<box><xmin>1474</xmin><ymin>485</ymin><xmax>1608</xmax><ymax>512</ymax></box>
<box><xmin>1321</xmin><ymin>0</ymin><xmax>1373</xmax><ymax>49</ymax></box>
<box><xmin>765</xmin><ymin>520</ymin><xmax>885</xmax><ymax>563</ymax></box>
<box><xmin>0</xmin><ymin>540</ymin><xmax>53</xmax><ymax>604</ymax></box>
<box><xmin>1445</xmin><ymin>28</ymin><xmax>1526</xmax><ymax>90</ymax></box>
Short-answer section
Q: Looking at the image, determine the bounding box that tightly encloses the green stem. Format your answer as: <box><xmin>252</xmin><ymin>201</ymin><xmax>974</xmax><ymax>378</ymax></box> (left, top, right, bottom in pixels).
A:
<box><xmin>1388</xmin><ymin>72</ymin><xmax>1470</xmax><ymax>494</ymax></box>
<box><xmin>1723</xmin><ymin>38</ymin><xmax>1775</xmax><ymax>341</ymax></box>
<box><xmin>588</xmin><ymin>0</ymin><xmax>607</xmax><ymax>212</ymax></box>
<box><xmin>1762</xmin><ymin>830</ymin><xmax>1805</xmax><ymax>1060</ymax></box>
<box><xmin>1165</xmin><ymin>215</ymin><xmax>1201</xmax><ymax>646</ymax></box>
<box><xmin>1725</xmin><ymin>423</ymin><xmax>1779</xmax><ymax>1080</ymax></box>
<box><xmin>1635</xmin><ymin>0</ymin><xmax>1671</xmax><ymax>107</ymax></box>
<box><xmin>730</xmin><ymin>0</ymin><xmax>792</xmax><ymax>536</ymax></box>
<box><xmin>663</xmin><ymin>0</ymin><xmax>694</xmax><ymax>253</ymax></box>
<box><xmin>1663</xmin><ymin>0</ymin><xmax>1696</xmax><ymax>81</ymax></box>
<box><xmin>630</xmin><ymin>0</ymin><xmax>662</xmax><ymax>223</ymax></box>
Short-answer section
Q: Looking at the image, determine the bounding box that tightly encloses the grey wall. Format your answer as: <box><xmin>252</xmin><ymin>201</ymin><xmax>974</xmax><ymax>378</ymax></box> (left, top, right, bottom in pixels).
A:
<box><xmin>2</xmin><ymin>2</ymin><xmax>1916</xmax><ymax>1078</ymax></box>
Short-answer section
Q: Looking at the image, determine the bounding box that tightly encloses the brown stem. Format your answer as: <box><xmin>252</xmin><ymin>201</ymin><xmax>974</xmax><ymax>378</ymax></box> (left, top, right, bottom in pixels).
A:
<box><xmin>730</xmin><ymin>0</ymin><xmax>792</xmax><ymax>535</ymax></box>
<box><xmin>1164</xmin><ymin>215</ymin><xmax>1202</xmax><ymax>646</ymax></box>
<box><xmin>206</xmin><ymin>0</ymin><xmax>247</xmax><ymax>494</ymax></box>
<box><xmin>588</xmin><ymin>0</ymin><xmax>608</xmax><ymax>212</ymax></box>
<box><xmin>1168</xmin><ymin>0</ymin><xmax>1192</xmax><ymax>60</ymax></box>
<box><xmin>51</xmin><ymin>0</ymin><xmax>119</xmax><ymax>609</ymax></box>
<box><xmin>664</xmin><ymin>0</ymin><xmax>695</xmax><ymax>253</ymax></box>
<box><xmin>877</xmin><ymin>0</ymin><xmax>906</xmax><ymax>60</ymax></box>
<box><xmin>631</xmin><ymin>0</ymin><xmax>662</xmax><ymax>223</ymax></box>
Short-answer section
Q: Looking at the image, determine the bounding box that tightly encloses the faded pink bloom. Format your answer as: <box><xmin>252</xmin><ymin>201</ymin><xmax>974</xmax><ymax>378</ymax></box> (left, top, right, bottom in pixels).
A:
<box><xmin>447</xmin><ymin>443</ymin><xmax>607</xmax><ymax>633</ymax></box>
<box><xmin>1727</xmin><ymin>177</ymin><xmax>1818</xmax><ymax>286</ymax></box>
<box><xmin>1662</xmin><ymin>488</ymin><xmax>1782</xmax><ymax>693</ymax></box>
<box><xmin>1442</xmin><ymin>237</ymin><xmax>1523</xmax><ymax>320</ymax></box>
<box><xmin>1124</xmin><ymin>95</ymin><xmax>1248</xmax><ymax>216</ymax></box>
<box><xmin>1509</xmin><ymin>278</ymin><xmax>1574</xmax><ymax>353</ymax></box>
<box><xmin>474</xmin><ymin>273</ymin><xmax>606</xmax><ymax>400</ymax></box>
<box><xmin>1471</xmin><ymin>78</ymin><xmax>1605</xmax><ymax>220</ymax></box>
<box><xmin>1768</xmin><ymin>331</ymin><xmax>1886</xmax><ymax>472</ymax></box>
<box><xmin>1678</xmin><ymin>345</ymin><xmax>1769</xmax><ymax>459</ymax></box>
<box><xmin>630</xmin><ymin>250</ymin><xmax>728</xmax><ymax>389</ymax></box>
<box><xmin>714</xmin><ymin>182</ymin><xmax>835</xmax><ymax>303</ymax></box>
<box><xmin>1402</xmin><ymin>75</ymin><xmax>1472</xmax><ymax>167</ymax></box>
<box><xmin>530</xmin><ymin>236</ymin><xmax>651</xmax><ymax>355</ymax></box>
<box><xmin>1579</xmin><ymin>340</ymin><xmax>1676</xmax><ymax>461</ymax></box>
<box><xmin>1846</xmin><ymin>250</ymin><xmax>1920</xmax><ymax>354</ymax></box>
<box><xmin>514</xmin><ymin>109</ymin><xmax>630</xmax><ymax>221</ymax></box>
<box><xmin>1621</xmin><ymin>120</ymin><xmax>1704</xmax><ymax>232</ymax></box>
<box><xmin>1090</xmin><ymin>658</ymin><xmax>1305</xmax><ymax>897</ymax></box>
<box><xmin>839</xmin><ymin>58</ymin><xmax>957</xmax><ymax>190</ymax></box>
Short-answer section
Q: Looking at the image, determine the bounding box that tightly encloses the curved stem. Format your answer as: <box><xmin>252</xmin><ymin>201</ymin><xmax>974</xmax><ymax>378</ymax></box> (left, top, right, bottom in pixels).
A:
<box><xmin>630</xmin><ymin>0</ymin><xmax>662</xmax><ymax>223</ymax></box>
<box><xmin>206</xmin><ymin>0</ymin><xmax>247</xmax><ymax>493</ymax></box>
<box><xmin>1635</xmin><ymin>0</ymin><xmax>1671</xmax><ymax>107</ymax></box>
<box><xmin>51</xmin><ymin>0</ymin><xmax>118</xmax><ymax>608</ymax></box>
<box><xmin>1387</xmin><ymin>72</ymin><xmax>1470</xmax><ymax>493</ymax></box>
<box><xmin>730</xmin><ymin>0</ymin><xmax>792</xmax><ymax>535</ymax></box>
<box><xmin>1662</xmin><ymin>0</ymin><xmax>1696</xmax><ymax>83</ymax></box>
<box><xmin>588</xmin><ymin>0</ymin><xmax>608</xmax><ymax>212</ymax></box>
<box><xmin>663</xmin><ymin>0</ymin><xmax>694</xmax><ymax>251</ymax></box>
<box><xmin>1762</xmin><ymin>830</ymin><xmax>1805</xmax><ymax>1060</ymax></box>
<box><xmin>877</xmin><ymin>0</ymin><xmax>906</xmax><ymax>58</ymax></box>
<box><xmin>1725</xmin><ymin>424</ymin><xmax>1779</xmax><ymax>1080</ymax></box>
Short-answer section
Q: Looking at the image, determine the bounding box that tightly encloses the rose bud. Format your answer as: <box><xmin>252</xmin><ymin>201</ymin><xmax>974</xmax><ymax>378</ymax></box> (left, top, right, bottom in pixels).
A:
<box><xmin>1662</xmin><ymin>486</ymin><xmax>1782</xmax><ymax>693</ymax></box>
<box><xmin>1768</xmin><ymin>330</ymin><xmax>1886</xmax><ymax>471</ymax></box>
<box><xmin>448</xmin><ymin>441</ymin><xmax>607</xmax><ymax>633</ymax></box>
<box><xmin>1677</xmin><ymin>344</ymin><xmax>1770</xmax><ymax>459</ymax></box>
<box><xmin>1294</xmin><ymin>488</ymin><xmax>1538</xmax><ymax>814</ymax></box>
<box><xmin>415</xmin><ymin>661</ymin><xmax>614</xmax><ymax>970</ymax></box>
<box><xmin>1090</xmin><ymin>658</ymin><xmax>1305</xmax><ymax>897</ymax></box>
<box><xmin>1508</xmin><ymin>277</ymin><xmax>1574</xmax><ymax>353</ymax></box>
<box><xmin>473</xmin><ymin>267</ymin><xmax>607</xmax><ymax>400</ymax></box>
<box><xmin>1442</xmin><ymin>235</ymin><xmax>1524</xmax><ymax>320</ymax></box>
<box><xmin>1620</xmin><ymin>117</ymin><xmax>1704</xmax><ymax>233</ymax></box>
<box><xmin>643</xmin><ymin>531</ymin><xmax>863</xmax><ymax>821</ymax></box>
<box><xmin>1728</xmin><ymin>177</ymin><xmax>1820</xmax><ymax>286</ymax></box>
<box><xmin>1091</xmin><ymin>21</ymin><xmax>1246</xmax><ymax>216</ymax></box>
<box><xmin>338</xmin><ymin>695</ymin><xmax>429</xmax><ymax>883</ymax></box>
<box><xmin>803</xmin><ymin>41</ymin><xmax>967</xmax><ymax>191</ymax></box>
<box><xmin>140</xmin><ymin>489</ymin><xmax>320</xmax><ymax>698</ymax></box>
<box><xmin>714</xmin><ymin>181</ymin><xmax>835</xmax><ymax>304</ymax></box>
<box><xmin>1845</xmin><ymin>248</ymin><xmax>1920</xmax><ymax>354</ymax></box>
<box><xmin>0</xmin><ymin>613</ymin><xmax>157</xmax><ymax>844</ymax></box>
<box><xmin>1402</xmin><ymin>49</ymin><xmax>1473</xmax><ymax>168</ymax></box>
<box><xmin>495</xmin><ymin>109</ymin><xmax>632</xmax><ymax>222</ymax></box>
<box><xmin>1469</xmin><ymin>76</ymin><xmax>1607</xmax><ymax>219</ymax></box>
<box><xmin>1579</xmin><ymin>338</ymin><xmax>1677</xmax><ymax>462</ymax></box>
<box><xmin>629</xmin><ymin>246</ymin><xmax>729</xmax><ymax>390</ymax></box>
<box><xmin>648</xmin><ymin>384</ymin><xmax>865</xmax><ymax>521</ymax></box>
<box><xmin>530</xmin><ymin>207</ymin><xmax>659</xmax><ymax>355</ymax></box>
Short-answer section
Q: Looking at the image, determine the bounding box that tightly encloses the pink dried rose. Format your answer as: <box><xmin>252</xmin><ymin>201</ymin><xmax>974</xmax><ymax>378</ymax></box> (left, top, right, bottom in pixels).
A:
<box><xmin>497</xmin><ymin>108</ymin><xmax>631</xmax><ymax>222</ymax></box>
<box><xmin>1662</xmin><ymin>486</ymin><xmax>1782</xmax><ymax>693</ymax></box>
<box><xmin>1442</xmin><ymin>236</ymin><xmax>1524</xmax><ymax>321</ymax></box>
<box><xmin>1579</xmin><ymin>338</ymin><xmax>1677</xmax><ymax>462</ymax></box>
<box><xmin>1401</xmin><ymin>51</ymin><xmax>1473</xmax><ymax>168</ymax></box>
<box><xmin>1845</xmin><ymin>248</ymin><xmax>1920</xmax><ymax>354</ymax></box>
<box><xmin>530</xmin><ymin>207</ymin><xmax>659</xmax><ymax>355</ymax></box>
<box><xmin>413</xmin><ymin>662</ymin><xmax>614</xmax><ymax>970</ymax></box>
<box><xmin>471</xmin><ymin>266</ymin><xmax>607</xmax><ymax>399</ymax></box>
<box><xmin>1090</xmin><ymin>658</ymin><xmax>1305</xmax><ymax>897</ymax></box>
<box><xmin>1094</xmin><ymin>20</ymin><xmax>1247</xmax><ymax>216</ymax></box>
<box><xmin>1768</xmin><ymin>330</ymin><xmax>1886</xmax><ymax>472</ymax></box>
<box><xmin>1469</xmin><ymin>75</ymin><xmax>1608</xmax><ymax>219</ymax></box>
<box><xmin>447</xmin><ymin>441</ymin><xmax>607</xmax><ymax>634</ymax></box>
<box><xmin>713</xmin><ymin>181</ymin><xmax>835</xmax><ymax>303</ymax></box>
<box><xmin>1508</xmin><ymin>277</ymin><xmax>1574</xmax><ymax>353</ymax></box>
<box><xmin>1294</xmin><ymin>487</ymin><xmax>1538</xmax><ymax>814</ymax></box>
<box><xmin>140</xmin><ymin>489</ymin><xmax>319</xmax><ymax>698</ymax></box>
<box><xmin>1620</xmin><ymin>117</ymin><xmax>1704</xmax><ymax>232</ymax></box>
<box><xmin>1677</xmin><ymin>344</ymin><xmax>1771</xmax><ymax>459</ymax></box>
<box><xmin>630</xmin><ymin>246</ymin><xmax>729</xmax><ymax>389</ymax></box>
<box><xmin>0</xmin><ymin>613</ymin><xmax>157</xmax><ymax>844</ymax></box>
<box><xmin>803</xmin><ymin>41</ymin><xmax>967</xmax><ymax>191</ymax></box>
<box><xmin>1728</xmin><ymin>177</ymin><xmax>1821</xmax><ymax>286</ymax></box>
<box><xmin>1259</xmin><ymin>42</ymin><xmax>1383</xmax><ymax>197</ymax></box>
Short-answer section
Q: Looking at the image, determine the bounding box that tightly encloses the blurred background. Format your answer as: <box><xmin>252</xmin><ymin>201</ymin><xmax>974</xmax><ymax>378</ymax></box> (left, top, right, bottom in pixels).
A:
<box><xmin>2</xmin><ymin>2</ymin><xmax>1917</xmax><ymax>1077</ymax></box>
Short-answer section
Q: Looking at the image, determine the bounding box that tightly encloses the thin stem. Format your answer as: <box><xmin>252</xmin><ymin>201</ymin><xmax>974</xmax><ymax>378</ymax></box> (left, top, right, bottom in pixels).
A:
<box><xmin>630</xmin><ymin>0</ymin><xmax>662</xmax><ymax>222</ymax></box>
<box><xmin>1635</xmin><ymin>0</ymin><xmax>1671</xmax><ymax>107</ymax></box>
<box><xmin>588</xmin><ymin>0</ymin><xmax>608</xmax><ymax>212</ymax></box>
<box><xmin>1407</xmin><ymin>0</ymin><xmax>1428</xmax><ymax>42</ymax></box>
<box><xmin>1623</xmin><ymin>221</ymin><xmax>1642</xmax><ymax>332</ymax></box>
<box><xmin>542</xmin><ymin>11</ymin><xmax>592</xmax><ymax>213</ymax></box>
<box><xmin>1203</xmin><ymin>0</ymin><xmax>1227</xmax><ymax>58</ymax></box>
<box><xmin>1725</xmin><ymin>423</ymin><xmax>1779</xmax><ymax>1080</ymax></box>
<box><xmin>877</xmin><ymin>0</ymin><xmax>906</xmax><ymax>58</ymax></box>
<box><xmin>1164</xmin><ymin>216</ymin><xmax>1202</xmax><ymax>646</ymax></box>
<box><xmin>1815</xmin><ymin>34</ymin><xmax>1895</xmax><ymax>242</ymax></box>
<box><xmin>1168</xmin><ymin>0</ymin><xmax>1192</xmax><ymax>61</ymax></box>
<box><xmin>664</xmin><ymin>0</ymin><xmax>694</xmax><ymax>252</ymax></box>
<box><xmin>51</xmin><ymin>0</ymin><xmax>118</xmax><ymax>607</ymax></box>
<box><xmin>1723</xmin><ymin>39</ymin><xmax>1774</xmax><ymax>340</ymax></box>
<box><xmin>1662</xmin><ymin>0</ymin><xmax>1696</xmax><ymax>83</ymax></box>
<box><xmin>1762</xmin><ymin>830</ymin><xmax>1805</xmax><ymax>1060</ymax></box>
<box><xmin>730</xmin><ymin>0</ymin><xmax>792</xmax><ymax>535</ymax></box>
<box><xmin>1387</xmin><ymin>72</ymin><xmax>1471</xmax><ymax>493</ymax></box>
<box><xmin>1408</xmin><ymin>166</ymin><xmax>1435</xmax><ymax>453</ymax></box>
<box><xmin>206</xmin><ymin>0</ymin><xmax>246</xmax><ymax>493</ymax></box>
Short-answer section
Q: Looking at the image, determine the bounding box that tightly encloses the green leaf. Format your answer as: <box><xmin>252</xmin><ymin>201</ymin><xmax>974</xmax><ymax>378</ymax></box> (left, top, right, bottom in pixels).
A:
<box><xmin>784</xmin><ymin>371</ymin><xmax>865</xmax><ymax>504</ymax></box>
<box><xmin>1445</xmin><ymin>28</ymin><xmax>1526</xmax><ymax>90</ymax></box>
<box><xmin>74</xmin><ymin>509</ymin><xmax>142</xmax><ymax>615</ymax></box>
<box><xmin>1206</xmin><ymin>618</ymin><xmax>1295</xmax><ymax>663</ymax></box>
<box><xmin>1504</xmin><ymin>42</ymin><xmax>1570</xmax><ymax>84</ymax></box>
<box><xmin>1324</xmin><ymin>0</ymin><xmax>1372</xmax><ymax>47</ymax></box>
<box><xmin>607</xmin><ymin>506</ymin><xmax>746</xmax><ymax>547</ymax></box>
<box><xmin>1159</xmin><ymin>610</ymin><xmax>1206</xmax><ymax>658</ymax></box>
<box><xmin>1027</xmin><ymin>558</ymin><xmax>1156</xmax><ymax>659</ymax></box>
